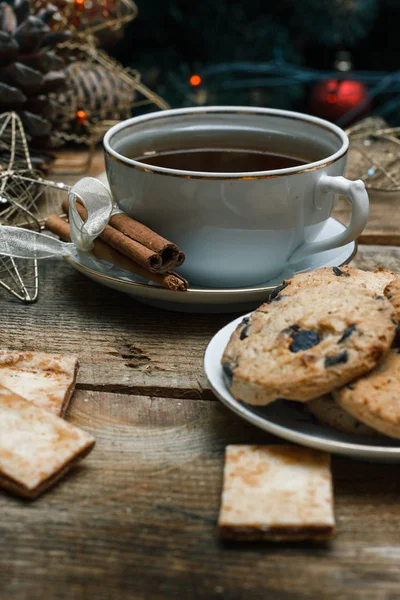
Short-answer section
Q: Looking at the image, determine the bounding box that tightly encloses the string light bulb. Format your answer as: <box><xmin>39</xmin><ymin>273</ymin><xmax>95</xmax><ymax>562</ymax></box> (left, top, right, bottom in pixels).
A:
<box><xmin>189</xmin><ymin>74</ymin><xmax>202</xmax><ymax>87</ymax></box>
<box><xmin>74</xmin><ymin>0</ymin><xmax>85</xmax><ymax>12</ymax></box>
<box><xmin>75</xmin><ymin>109</ymin><xmax>88</xmax><ymax>125</ymax></box>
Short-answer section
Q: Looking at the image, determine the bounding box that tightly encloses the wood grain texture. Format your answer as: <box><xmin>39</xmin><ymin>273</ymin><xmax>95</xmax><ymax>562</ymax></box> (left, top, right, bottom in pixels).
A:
<box><xmin>2</xmin><ymin>391</ymin><xmax>400</xmax><ymax>600</ymax></box>
<box><xmin>0</xmin><ymin>256</ymin><xmax>230</xmax><ymax>396</ymax></box>
<box><xmin>2</xmin><ymin>149</ymin><xmax>400</xmax><ymax>599</ymax></box>
<box><xmin>50</xmin><ymin>147</ymin><xmax>106</xmax><ymax>183</ymax></box>
<box><xmin>0</xmin><ymin>245</ymin><xmax>399</xmax><ymax>399</ymax></box>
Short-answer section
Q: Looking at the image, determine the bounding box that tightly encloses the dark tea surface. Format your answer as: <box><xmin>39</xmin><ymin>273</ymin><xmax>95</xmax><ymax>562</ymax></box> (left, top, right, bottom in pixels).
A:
<box><xmin>133</xmin><ymin>148</ymin><xmax>309</xmax><ymax>173</ymax></box>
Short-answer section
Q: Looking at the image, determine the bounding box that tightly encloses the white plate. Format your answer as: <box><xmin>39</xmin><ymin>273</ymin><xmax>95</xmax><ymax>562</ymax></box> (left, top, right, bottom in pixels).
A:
<box><xmin>66</xmin><ymin>217</ymin><xmax>357</xmax><ymax>313</ymax></box>
<box><xmin>204</xmin><ymin>315</ymin><xmax>400</xmax><ymax>462</ymax></box>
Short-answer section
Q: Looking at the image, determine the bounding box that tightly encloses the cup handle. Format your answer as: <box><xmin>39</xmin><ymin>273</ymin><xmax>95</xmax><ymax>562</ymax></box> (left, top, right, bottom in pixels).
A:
<box><xmin>289</xmin><ymin>174</ymin><xmax>369</xmax><ymax>264</ymax></box>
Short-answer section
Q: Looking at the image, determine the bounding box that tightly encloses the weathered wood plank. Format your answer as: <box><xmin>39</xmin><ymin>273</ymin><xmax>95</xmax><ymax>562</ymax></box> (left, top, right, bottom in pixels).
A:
<box><xmin>0</xmin><ymin>245</ymin><xmax>399</xmax><ymax>395</ymax></box>
<box><xmin>0</xmin><ymin>391</ymin><xmax>400</xmax><ymax>600</ymax></box>
<box><xmin>1</xmin><ymin>391</ymin><xmax>400</xmax><ymax>600</ymax></box>
<box><xmin>11</xmin><ymin>144</ymin><xmax>397</xmax><ymax>600</ymax></box>
<box><xmin>0</xmin><ymin>257</ymin><xmax>228</xmax><ymax>395</ymax></box>
<box><xmin>50</xmin><ymin>147</ymin><xmax>106</xmax><ymax>183</ymax></box>
<box><xmin>352</xmin><ymin>244</ymin><xmax>400</xmax><ymax>272</ymax></box>
<box><xmin>333</xmin><ymin>193</ymin><xmax>400</xmax><ymax>246</ymax></box>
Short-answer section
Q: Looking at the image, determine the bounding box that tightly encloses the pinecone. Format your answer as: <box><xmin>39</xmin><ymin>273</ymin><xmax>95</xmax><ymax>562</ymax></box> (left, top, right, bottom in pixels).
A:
<box><xmin>0</xmin><ymin>0</ymin><xmax>71</xmax><ymax>147</ymax></box>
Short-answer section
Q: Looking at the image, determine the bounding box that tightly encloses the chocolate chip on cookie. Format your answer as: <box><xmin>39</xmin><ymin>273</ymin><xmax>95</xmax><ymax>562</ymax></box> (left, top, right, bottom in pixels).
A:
<box><xmin>266</xmin><ymin>282</ymin><xmax>288</xmax><ymax>303</ymax></box>
<box><xmin>338</xmin><ymin>325</ymin><xmax>356</xmax><ymax>343</ymax></box>
<box><xmin>324</xmin><ymin>351</ymin><xmax>349</xmax><ymax>368</ymax></box>
<box><xmin>222</xmin><ymin>363</ymin><xmax>234</xmax><ymax>386</ymax></box>
<box><xmin>332</xmin><ymin>267</ymin><xmax>350</xmax><ymax>277</ymax></box>
<box><xmin>288</xmin><ymin>329</ymin><xmax>321</xmax><ymax>353</ymax></box>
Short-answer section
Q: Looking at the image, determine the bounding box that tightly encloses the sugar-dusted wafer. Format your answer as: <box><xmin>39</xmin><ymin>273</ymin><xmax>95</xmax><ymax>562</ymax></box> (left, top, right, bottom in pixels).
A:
<box><xmin>0</xmin><ymin>386</ymin><xmax>95</xmax><ymax>499</ymax></box>
<box><xmin>218</xmin><ymin>445</ymin><xmax>335</xmax><ymax>541</ymax></box>
<box><xmin>0</xmin><ymin>350</ymin><xmax>79</xmax><ymax>416</ymax></box>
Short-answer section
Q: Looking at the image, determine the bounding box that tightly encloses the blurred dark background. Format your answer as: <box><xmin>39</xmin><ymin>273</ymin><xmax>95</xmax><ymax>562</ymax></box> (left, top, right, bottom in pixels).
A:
<box><xmin>109</xmin><ymin>0</ymin><xmax>400</xmax><ymax>127</ymax></box>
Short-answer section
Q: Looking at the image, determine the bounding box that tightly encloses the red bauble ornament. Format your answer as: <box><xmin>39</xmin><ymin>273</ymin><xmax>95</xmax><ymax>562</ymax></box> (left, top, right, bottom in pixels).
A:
<box><xmin>309</xmin><ymin>79</ymin><xmax>370</xmax><ymax>123</ymax></box>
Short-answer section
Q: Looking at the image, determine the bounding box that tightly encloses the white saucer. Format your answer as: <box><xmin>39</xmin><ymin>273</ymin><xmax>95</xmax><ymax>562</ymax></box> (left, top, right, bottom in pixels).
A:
<box><xmin>204</xmin><ymin>315</ymin><xmax>400</xmax><ymax>462</ymax></box>
<box><xmin>66</xmin><ymin>217</ymin><xmax>357</xmax><ymax>313</ymax></box>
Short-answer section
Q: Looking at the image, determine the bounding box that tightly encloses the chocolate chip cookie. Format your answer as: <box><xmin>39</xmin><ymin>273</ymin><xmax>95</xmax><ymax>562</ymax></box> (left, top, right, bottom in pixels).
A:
<box><xmin>385</xmin><ymin>278</ymin><xmax>400</xmax><ymax>322</ymax></box>
<box><xmin>307</xmin><ymin>394</ymin><xmax>377</xmax><ymax>436</ymax></box>
<box><xmin>222</xmin><ymin>271</ymin><xmax>396</xmax><ymax>406</ymax></box>
<box><xmin>335</xmin><ymin>349</ymin><xmax>400</xmax><ymax>439</ymax></box>
<box><xmin>280</xmin><ymin>266</ymin><xmax>398</xmax><ymax>298</ymax></box>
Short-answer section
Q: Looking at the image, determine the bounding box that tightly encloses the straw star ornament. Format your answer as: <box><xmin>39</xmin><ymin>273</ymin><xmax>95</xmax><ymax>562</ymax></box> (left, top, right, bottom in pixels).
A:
<box><xmin>0</xmin><ymin>112</ymin><xmax>69</xmax><ymax>302</ymax></box>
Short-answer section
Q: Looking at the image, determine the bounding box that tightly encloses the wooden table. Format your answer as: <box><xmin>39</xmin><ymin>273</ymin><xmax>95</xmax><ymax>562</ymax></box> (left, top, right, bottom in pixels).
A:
<box><xmin>2</xmin><ymin>151</ymin><xmax>400</xmax><ymax>600</ymax></box>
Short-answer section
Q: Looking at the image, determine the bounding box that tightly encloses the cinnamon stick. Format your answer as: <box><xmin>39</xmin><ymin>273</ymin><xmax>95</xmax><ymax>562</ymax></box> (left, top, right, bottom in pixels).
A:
<box><xmin>44</xmin><ymin>215</ymin><xmax>188</xmax><ymax>292</ymax></box>
<box><xmin>175</xmin><ymin>251</ymin><xmax>185</xmax><ymax>267</ymax></box>
<box><xmin>109</xmin><ymin>212</ymin><xmax>185</xmax><ymax>270</ymax></box>
<box><xmin>61</xmin><ymin>199</ymin><xmax>163</xmax><ymax>273</ymax></box>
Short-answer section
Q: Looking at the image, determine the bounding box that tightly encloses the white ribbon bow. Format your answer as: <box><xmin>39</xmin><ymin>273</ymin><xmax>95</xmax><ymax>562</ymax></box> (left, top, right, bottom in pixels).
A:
<box><xmin>0</xmin><ymin>177</ymin><xmax>114</xmax><ymax>260</ymax></box>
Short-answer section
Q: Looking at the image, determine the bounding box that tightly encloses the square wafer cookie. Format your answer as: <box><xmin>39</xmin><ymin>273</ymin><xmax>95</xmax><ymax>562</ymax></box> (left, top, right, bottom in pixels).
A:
<box><xmin>218</xmin><ymin>445</ymin><xmax>335</xmax><ymax>541</ymax></box>
<box><xmin>0</xmin><ymin>350</ymin><xmax>78</xmax><ymax>416</ymax></box>
<box><xmin>0</xmin><ymin>385</ymin><xmax>95</xmax><ymax>499</ymax></box>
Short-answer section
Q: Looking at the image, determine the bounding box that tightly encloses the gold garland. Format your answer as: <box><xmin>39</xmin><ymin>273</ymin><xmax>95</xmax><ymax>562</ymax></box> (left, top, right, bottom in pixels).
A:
<box><xmin>33</xmin><ymin>0</ymin><xmax>138</xmax><ymax>43</ymax></box>
<box><xmin>346</xmin><ymin>117</ymin><xmax>400</xmax><ymax>193</ymax></box>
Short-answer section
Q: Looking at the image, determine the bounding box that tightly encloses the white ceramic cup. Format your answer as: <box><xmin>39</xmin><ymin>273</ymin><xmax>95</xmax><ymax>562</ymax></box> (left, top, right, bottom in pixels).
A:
<box><xmin>104</xmin><ymin>106</ymin><xmax>369</xmax><ymax>288</ymax></box>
